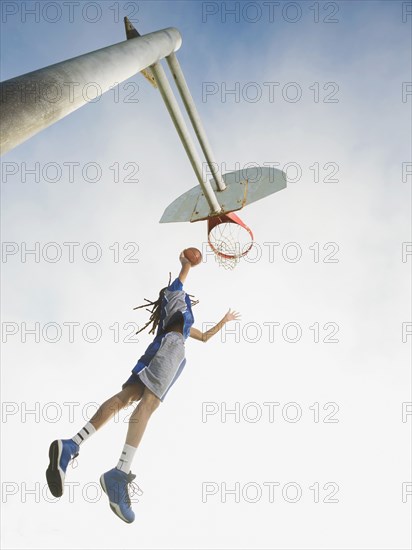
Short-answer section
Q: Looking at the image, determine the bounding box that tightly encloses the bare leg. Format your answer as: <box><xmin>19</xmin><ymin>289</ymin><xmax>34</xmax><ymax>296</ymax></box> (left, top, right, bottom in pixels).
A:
<box><xmin>99</xmin><ymin>386</ymin><xmax>161</xmax><ymax>523</ymax></box>
<box><xmin>89</xmin><ymin>382</ymin><xmax>145</xmax><ymax>431</ymax></box>
<box><xmin>125</xmin><ymin>387</ymin><xmax>161</xmax><ymax>448</ymax></box>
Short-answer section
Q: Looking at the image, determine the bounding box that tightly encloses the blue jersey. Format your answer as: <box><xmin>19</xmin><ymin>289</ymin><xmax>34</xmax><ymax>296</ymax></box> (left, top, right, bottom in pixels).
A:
<box><xmin>157</xmin><ymin>277</ymin><xmax>194</xmax><ymax>339</ymax></box>
<box><xmin>132</xmin><ymin>277</ymin><xmax>194</xmax><ymax>373</ymax></box>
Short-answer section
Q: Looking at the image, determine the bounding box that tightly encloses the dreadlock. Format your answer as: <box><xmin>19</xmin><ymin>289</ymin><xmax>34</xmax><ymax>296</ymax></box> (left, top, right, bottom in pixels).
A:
<box><xmin>133</xmin><ymin>272</ymin><xmax>199</xmax><ymax>335</ymax></box>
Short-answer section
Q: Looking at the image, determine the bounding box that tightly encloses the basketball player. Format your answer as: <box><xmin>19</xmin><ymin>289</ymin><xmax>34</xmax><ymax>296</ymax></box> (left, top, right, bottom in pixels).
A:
<box><xmin>46</xmin><ymin>250</ymin><xmax>240</xmax><ymax>523</ymax></box>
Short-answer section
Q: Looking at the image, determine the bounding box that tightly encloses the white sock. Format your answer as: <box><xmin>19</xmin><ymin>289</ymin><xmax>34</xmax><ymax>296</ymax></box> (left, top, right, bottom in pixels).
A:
<box><xmin>72</xmin><ymin>422</ymin><xmax>96</xmax><ymax>446</ymax></box>
<box><xmin>116</xmin><ymin>443</ymin><xmax>137</xmax><ymax>473</ymax></box>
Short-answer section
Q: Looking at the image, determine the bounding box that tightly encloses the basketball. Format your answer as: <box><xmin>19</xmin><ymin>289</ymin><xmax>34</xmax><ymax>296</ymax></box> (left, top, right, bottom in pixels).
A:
<box><xmin>184</xmin><ymin>247</ymin><xmax>202</xmax><ymax>266</ymax></box>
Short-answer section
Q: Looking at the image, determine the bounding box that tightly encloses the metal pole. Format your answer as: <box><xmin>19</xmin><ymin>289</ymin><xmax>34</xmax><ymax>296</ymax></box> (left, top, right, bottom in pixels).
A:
<box><xmin>166</xmin><ymin>53</ymin><xmax>226</xmax><ymax>192</ymax></box>
<box><xmin>0</xmin><ymin>28</ymin><xmax>182</xmax><ymax>155</ymax></box>
<box><xmin>150</xmin><ymin>61</ymin><xmax>222</xmax><ymax>215</ymax></box>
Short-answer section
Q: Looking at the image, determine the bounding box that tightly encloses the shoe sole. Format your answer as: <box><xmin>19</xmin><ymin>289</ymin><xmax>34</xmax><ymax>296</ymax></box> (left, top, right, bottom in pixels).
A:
<box><xmin>46</xmin><ymin>440</ymin><xmax>64</xmax><ymax>497</ymax></box>
<box><xmin>99</xmin><ymin>474</ymin><xmax>133</xmax><ymax>524</ymax></box>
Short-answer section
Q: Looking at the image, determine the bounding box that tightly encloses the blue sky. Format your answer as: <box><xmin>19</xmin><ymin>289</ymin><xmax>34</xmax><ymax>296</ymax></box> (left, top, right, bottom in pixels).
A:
<box><xmin>1</xmin><ymin>1</ymin><xmax>411</xmax><ymax>549</ymax></box>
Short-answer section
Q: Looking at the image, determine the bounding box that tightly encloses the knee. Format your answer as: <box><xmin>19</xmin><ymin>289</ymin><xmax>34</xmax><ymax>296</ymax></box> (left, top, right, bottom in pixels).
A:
<box><xmin>115</xmin><ymin>393</ymin><xmax>130</xmax><ymax>408</ymax></box>
<box><xmin>140</xmin><ymin>391</ymin><xmax>161</xmax><ymax>414</ymax></box>
<box><xmin>128</xmin><ymin>384</ymin><xmax>144</xmax><ymax>404</ymax></box>
<box><xmin>117</xmin><ymin>385</ymin><xmax>143</xmax><ymax>407</ymax></box>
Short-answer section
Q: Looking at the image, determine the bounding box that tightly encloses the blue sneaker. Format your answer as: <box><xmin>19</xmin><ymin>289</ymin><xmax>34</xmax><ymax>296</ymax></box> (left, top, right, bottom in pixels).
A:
<box><xmin>46</xmin><ymin>439</ymin><xmax>79</xmax><ymax>497</ymax></box>
<box><xmin>100</xmin><ymin>468</ymin><xmax>140</xmax><ymax>523</ymax></box>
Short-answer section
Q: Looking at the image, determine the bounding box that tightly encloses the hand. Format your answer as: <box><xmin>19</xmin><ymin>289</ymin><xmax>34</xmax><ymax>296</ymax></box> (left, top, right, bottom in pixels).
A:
<box><xmin>223</xmin><ymin>308</ymin><xmax>241</xmax><ymax>322</ymax></box>
<box><xmin>179</xmin><ymin>250</ymin><xmax>191</xmax><ymax>266</ymax></box>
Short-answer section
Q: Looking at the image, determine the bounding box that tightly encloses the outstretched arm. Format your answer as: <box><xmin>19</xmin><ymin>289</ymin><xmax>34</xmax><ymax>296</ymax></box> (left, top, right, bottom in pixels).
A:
<box><xmin>190</xmin><ymin>309</ymin><xmax>241</xmax><ymax>343</ymax></box>
<box><xmin>178</xmin><ymin>251</ymin><xmax>192</xmax><ymax>284</ymax></box>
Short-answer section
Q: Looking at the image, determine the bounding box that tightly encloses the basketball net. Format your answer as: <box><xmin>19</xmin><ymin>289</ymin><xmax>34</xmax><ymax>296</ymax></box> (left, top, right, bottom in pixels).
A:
<box><xmin>207</xmin><ymin>211</ymin><xmax>254</xmax><ymax>270</ymax></box>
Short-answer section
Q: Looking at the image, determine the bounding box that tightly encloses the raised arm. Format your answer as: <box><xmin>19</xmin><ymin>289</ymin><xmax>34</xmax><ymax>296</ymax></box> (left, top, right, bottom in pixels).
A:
<box><xmin>178</xmin><ymin>250</ymin><xmax>192</xmax><ymax>284</ymax></box>
<box><xmin>190</xmin><ymin>309</ymin><xmax>241</xmax><ymax>343</ymax></box>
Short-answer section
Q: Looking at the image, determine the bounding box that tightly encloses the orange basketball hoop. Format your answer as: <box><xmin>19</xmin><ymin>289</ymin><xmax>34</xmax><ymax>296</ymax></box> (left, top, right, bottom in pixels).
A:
<box><xmin>207</xmin><ymin>211</ymin><xmax>254</xmax><ymax>269</ymax></box>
